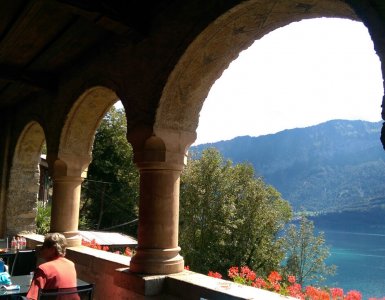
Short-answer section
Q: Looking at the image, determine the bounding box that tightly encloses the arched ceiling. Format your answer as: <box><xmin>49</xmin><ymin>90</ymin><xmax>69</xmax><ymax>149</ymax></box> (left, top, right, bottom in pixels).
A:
<box><xmin>0</xmin><ymin>0</ymin><xmax>173</xmax><ymax>109</ymax></box>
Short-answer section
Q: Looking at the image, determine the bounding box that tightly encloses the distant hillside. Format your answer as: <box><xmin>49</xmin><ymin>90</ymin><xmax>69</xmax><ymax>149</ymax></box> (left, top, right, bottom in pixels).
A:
<box><xmin>191</xmin><ymin>120</ymin><xmax>385</xmax><ymax>213</ymax></box>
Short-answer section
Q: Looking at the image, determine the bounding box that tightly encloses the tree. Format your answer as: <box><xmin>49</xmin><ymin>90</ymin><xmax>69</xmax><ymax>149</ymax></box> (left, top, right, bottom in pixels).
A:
<box><xmin>179</xmin><ymin>148</ymin><xmax>292</xmax><ymax>276</ymax></box>
<box><xmin>81</xmin><ymin>106</ymin><xmax>139</xmax><ymax>237</ymax></box>
<box><xmin>282</xmin><ymin>214</ymin><xmax>336</xmax><ymax>286</ymax></box>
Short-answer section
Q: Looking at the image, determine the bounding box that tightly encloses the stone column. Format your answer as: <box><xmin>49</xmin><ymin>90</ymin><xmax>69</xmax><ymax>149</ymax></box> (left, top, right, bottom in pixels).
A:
<box><xmin>50</xmin><ymin>175</ymin><xmax>83</xmax><ymax>246</ymax></box>
<box><xmin>130</xmin><ymin>160</ymin><xmax>183</xmax><ymax>274</ymax></box>
<box><xmin>48</xmin><ymin>155</ymin><xmax>90</xmax><ymax>247</ymax></box>
<box><xmin>128</xmin><ymin>128</ymin><xmax>195</xmax><ymax>274</ymax></box>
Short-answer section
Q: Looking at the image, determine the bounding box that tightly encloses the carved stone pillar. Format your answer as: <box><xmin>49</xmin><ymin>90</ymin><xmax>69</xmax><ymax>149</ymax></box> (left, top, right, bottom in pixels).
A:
<box><xmin>128</xmin><ymin>127</ymin><xmax>195</xmax><ymax>274</ymax></box>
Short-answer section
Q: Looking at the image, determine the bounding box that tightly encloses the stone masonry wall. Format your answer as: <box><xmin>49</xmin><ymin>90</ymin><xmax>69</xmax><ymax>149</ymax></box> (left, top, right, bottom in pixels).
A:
<box><xmin>6</xmin><ymin>164</ymin><xmax>39</xmax><ymax>235</ymax></box>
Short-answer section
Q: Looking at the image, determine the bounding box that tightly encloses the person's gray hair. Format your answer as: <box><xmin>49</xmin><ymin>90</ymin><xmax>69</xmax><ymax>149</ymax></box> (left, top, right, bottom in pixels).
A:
<box><xmin>43</xmin><ymin>233</ymin><xmax>67</xmax><ymax>256</ymax></box>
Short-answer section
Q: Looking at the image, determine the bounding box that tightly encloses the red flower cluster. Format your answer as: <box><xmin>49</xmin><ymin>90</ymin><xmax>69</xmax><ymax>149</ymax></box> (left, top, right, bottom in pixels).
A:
<box><xmin>81</xmin><ymin>239</ymin><xmax>132</xmax><ymax>257</ymax></box>
<box><xmin>208</xmin><ymin>271</ymin><xmax>222</xmax><ymax>279</ymax></box>
<box><xmin>344</xmin><ymin>290</ymin><xmax>363</xmax><ymax>300</ymax></box>
<box><xmin>227</xmin><ymin>266</ymin><xmax>256</xmax><ymax>286</ymax></box>
<box><xmin>123</xmin><ymin>247</ymin><xmax>132</xmax><ymax>256</ymax></box>
<box><xmin>267</xmin><ymin>271</ymin><xmax>282</xmax><ymax>291</ymax></box>
<box><xmin>81</xmin><ymin>239</ymin><xmax>109</xmax><ymax>251</ymax></box>
<box><xmin>330</xmin><ymin>288</ymin><xmax>344</xmax><ymax>298</ymax></box>
<box><xmin>305</xmin><ymin>286</ymin><xmax>330</xmax><ymax>300</ymax></box>
<box><xmin>206</xmin><ymin>266</ymin><xmax>367</xmax><ymax>300</ymax></box>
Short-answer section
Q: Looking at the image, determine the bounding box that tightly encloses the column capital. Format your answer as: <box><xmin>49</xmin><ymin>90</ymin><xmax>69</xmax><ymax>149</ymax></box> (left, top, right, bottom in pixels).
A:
<box><xmin>48</xmin><ymin>153</ymin><xmax>91</xmax><ymax>178</ymax></box>
<box><xmin>52</xmin><ymin>175</ymin><xmax>84</xmax><ymax>183</ymax></box>
<box><xmin>136</xmin><ymin>161</ymin><xmax>184</xmax><ymax>172</ymax></box>
<box><xmin>153</xmin><ymin>126</ymin><xmax>196</xmax><ymax>155</ymax></box>
<box><xmin>128</xmin><ymin>127</ymin><xmax>196</xmax><ymax>166</ymax></box>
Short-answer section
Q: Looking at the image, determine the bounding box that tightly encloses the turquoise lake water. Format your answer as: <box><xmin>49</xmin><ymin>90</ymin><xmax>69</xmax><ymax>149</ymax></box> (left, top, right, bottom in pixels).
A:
<box><xmin>321</xmin><ymin>229</ymin><xmax>385</xmax><ymax>299</ymax></box>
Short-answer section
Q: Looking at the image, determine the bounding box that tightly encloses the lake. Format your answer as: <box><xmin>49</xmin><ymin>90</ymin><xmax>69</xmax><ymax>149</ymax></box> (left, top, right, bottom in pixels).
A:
<box><xmin>314</xmin><ymin>224</ymin><xmax>385</xmax><ymax>299</ymax></box>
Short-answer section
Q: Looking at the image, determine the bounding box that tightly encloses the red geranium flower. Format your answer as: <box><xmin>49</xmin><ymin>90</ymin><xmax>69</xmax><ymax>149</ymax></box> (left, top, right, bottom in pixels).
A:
<box><xmin>345</xmin><ymin>290</ymin><xmax>362</xmax><ymax>300</ymax></box>
<box><xmin>330</xmin><ymin>287</ymin><xmax>344</xmax><ymax>299</ymax></box>
<box><xmin>252</xmin><ymin>277</ymin><xmax>266</xmax><ymax>289</ymax></box>
<box><xmin>227</xmin><ymin>266</ymin><xmax>239</xmax><ymax>279</ymax></box>
<box><xmin>208</xmin><ymin>271</ymin><xmax>222</xmax><ymax>279</ymax></box>
<box><xmin>288</xmin><ymin>275</ymin><xmax>296</xmax><ymax>284</ymax></box>
<box><xmin>124</xmin><ymin>247</ymin><xmax>132</xmax><ymax>256</ymax></box>
<box><xmin>267</xmin><ymin>271</ymin><xmax>282</xmax><ymax>284</ymax></box>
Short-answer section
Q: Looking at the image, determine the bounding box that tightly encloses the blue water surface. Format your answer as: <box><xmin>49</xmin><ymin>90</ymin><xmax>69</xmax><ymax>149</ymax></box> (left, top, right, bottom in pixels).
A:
<box><xmin>321</xmin><ymin>229</ymin><xmax>385</xmax><ymax>299</ymax></box>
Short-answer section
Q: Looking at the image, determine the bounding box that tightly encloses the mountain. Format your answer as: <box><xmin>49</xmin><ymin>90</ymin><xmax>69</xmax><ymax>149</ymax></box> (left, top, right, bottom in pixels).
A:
<box><xmin>191</xmin><ymin>120</ymin><xmax>385</xmax><ymax>213</ymax></box>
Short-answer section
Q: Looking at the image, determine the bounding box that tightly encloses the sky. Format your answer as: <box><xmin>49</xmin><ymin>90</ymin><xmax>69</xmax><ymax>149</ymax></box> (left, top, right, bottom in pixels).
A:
<box><xmin>194</xmin><ymin>18</ymin><xmax>383</xmax><ymax>145</ymax></box>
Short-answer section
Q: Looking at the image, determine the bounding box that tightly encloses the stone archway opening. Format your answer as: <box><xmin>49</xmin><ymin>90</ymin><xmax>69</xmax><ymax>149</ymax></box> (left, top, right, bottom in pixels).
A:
<box><xmin>196</xmin><ymin>17</ymin><xmax>383</xmax><ymax>145</ymax></box>
<box><xmin>7</xmin><ymin>121</ymin><xmax>46</xmax><ymax>236</ymax></box>
<box><xmin>48</xmin><ymin>86</ymin><xmax>119</xmax><ymax>244</ymax></box>
<box><xmin>58</xmin><ymin>86</ymin><xmax>120</xmax><ymax>175</ymax></box>
<box><xmin>155</xmin><ymin>0</ymin><xmax>370</xmax><ymax>137</ymax></box>
<box><xmin>152</xmin><ymin>0</ymin><xmax>385</xmax><ymax>288</ymax></box>
<box><xmin>79</xmin><ymin>100</ymin><xmax>139</xmax><ymax>238</ymax></box>
<box><xmin>190</xmin><ymin>17</ymin><xmax>384</xmax><ymax>294</ymax></box>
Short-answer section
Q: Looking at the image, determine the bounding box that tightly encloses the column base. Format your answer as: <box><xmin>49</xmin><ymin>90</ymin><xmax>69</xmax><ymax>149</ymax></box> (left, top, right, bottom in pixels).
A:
<box><xmin>62</xmin><ymin>231</ymin><xmax>82</xmax><ymax>247</ymax></box>
<box><xmin>130</xmin><ymin>247</ymin><xmax>184</xmax><ymax>275</ymax></box>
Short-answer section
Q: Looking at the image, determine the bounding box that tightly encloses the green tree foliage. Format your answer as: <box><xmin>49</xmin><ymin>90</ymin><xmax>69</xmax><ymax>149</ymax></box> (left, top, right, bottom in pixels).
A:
<box><xmin>179</xmin><ymin>148</ymin><xmax>292</xmax><ymax>276</ymax></box>
<box><xmin>81</xmin><ymin>106</ymin><xmax>139</xmax><ymax>237</ymax></box>
<box><xmin>36</xmin><ymin>202</ymin><xmax>51</xmax><ymax>235</ymax></box>
<box><xmin>79</xmin><ymin>107</ymin><xmax>335</xmax><ymax>286</ymax></box>
<box><xmin>282</xmin><ymin>214</ymin><xmax>336</xmax><ymax>286</ymax></box>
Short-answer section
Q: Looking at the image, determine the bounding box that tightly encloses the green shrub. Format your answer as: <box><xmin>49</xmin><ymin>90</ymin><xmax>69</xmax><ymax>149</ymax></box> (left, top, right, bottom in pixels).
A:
<box><xmin>36</xmin><ymin>202</ymin><xmax>51</xmax><ymax>235</ymax></box>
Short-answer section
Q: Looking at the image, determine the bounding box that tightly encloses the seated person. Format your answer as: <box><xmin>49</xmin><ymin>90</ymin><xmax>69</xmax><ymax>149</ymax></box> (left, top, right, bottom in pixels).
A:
<box><xmin>25</xmin><ymin>233</ymin><xmax>79</xmax><ymax>300</ymax></box>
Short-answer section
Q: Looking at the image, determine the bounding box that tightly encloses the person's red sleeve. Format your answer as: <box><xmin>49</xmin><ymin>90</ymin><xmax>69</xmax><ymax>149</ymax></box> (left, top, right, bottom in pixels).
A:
<box><xmin>26</xmin><ymin>268</ymin><xmax>47</xmax><ymax>300</ymax></box>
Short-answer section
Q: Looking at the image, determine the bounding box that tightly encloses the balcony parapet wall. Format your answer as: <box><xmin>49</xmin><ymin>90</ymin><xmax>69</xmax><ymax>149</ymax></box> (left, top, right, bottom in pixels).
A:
<box><xmin>23</xmin><ymin>234</ymin><xmax>294</xmax><ymax>299</ymax></box>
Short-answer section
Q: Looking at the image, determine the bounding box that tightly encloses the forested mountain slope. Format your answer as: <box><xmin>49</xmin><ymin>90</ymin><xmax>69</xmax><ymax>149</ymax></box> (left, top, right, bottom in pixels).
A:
<box><xmin>191</xmin><ymin>120</ymin><xmax>385</xmax><ymax>213</ymax></box>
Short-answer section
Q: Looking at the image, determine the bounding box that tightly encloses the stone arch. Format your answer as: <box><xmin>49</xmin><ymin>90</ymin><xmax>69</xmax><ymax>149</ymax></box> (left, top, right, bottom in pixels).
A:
<box><xmin>57</xmin><ymin>86</ymin><xmax>119</xmax><ymax>176</ymax></box>
<box><xmin>155</xmin><ymin>0</ymin><xmax>363</xmax><ymax>136</ymax></box>
<box><xmin>7</xmin><ymin>121</ymin><xmax>45</xmax><ymax>235</ymax></box>
<box><xmin>47</xmin><ymin>86</ymin><xmax>119</xmax><ymax>243</ymax></box>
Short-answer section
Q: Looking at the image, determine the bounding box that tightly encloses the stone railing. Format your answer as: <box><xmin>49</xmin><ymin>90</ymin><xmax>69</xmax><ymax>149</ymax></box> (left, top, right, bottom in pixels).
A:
<box><xmin>23</xmin><ymin>234</ymin><xmax>293</xmax><ymax>300</ymax></box>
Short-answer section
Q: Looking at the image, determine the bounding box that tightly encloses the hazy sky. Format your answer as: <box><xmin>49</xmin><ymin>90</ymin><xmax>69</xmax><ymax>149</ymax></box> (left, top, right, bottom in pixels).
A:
<box><xmin>194</xmin><ymin>18</ymin><xmax>383</xmax><ymax>145</ymax></box>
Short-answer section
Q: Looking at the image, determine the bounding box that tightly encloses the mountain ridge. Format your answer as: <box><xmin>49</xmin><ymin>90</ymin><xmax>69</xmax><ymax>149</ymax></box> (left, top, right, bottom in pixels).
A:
<box><xmin>191</xmin><ymin>119</ymin><xmax>385</xmax><ymax>213</ymax></box>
